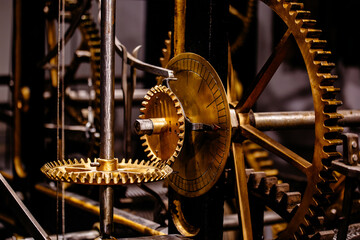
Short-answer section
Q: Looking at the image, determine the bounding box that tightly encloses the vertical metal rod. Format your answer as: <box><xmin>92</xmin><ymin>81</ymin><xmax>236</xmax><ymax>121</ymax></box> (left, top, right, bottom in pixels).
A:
<box><xmin>100</xmin><ymin>0</ymin><xmax>116</xmax><ymax>238</ymax></box>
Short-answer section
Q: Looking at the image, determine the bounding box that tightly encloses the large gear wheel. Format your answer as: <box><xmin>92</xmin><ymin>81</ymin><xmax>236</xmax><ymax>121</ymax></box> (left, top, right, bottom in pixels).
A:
<box><xmin>233</xmin><ymin>0</ymin><xmax>343</xmax><ymax>238</ymax></box>
<box><xmin>138</xmin><ymin>85</ymin><xmax>185</xmax><ymax>166</ymax></box>
<box><xmin>41</xmin><ymin>158</ymin><xmax>173</xmax><ymax>185</ymax></box>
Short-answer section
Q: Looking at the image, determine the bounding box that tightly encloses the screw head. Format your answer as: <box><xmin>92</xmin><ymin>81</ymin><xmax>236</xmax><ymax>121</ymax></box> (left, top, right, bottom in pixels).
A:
<box><xmin>352</xmin><ymin>141</ymin><xmax>358</xmax><ymax>149</ymax></box>
<box><xmin>352</xmin><ymin>154</ymin><xmax>358</xmax><ymax>162</ymax></box>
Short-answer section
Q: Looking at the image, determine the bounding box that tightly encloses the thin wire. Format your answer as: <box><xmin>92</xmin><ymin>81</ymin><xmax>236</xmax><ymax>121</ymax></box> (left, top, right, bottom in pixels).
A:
<box><xmin>56</xmin><ymin>0</ymin><xmax>61</xmax><ymax>237</ymax></box>
<box><xmin>57</xmin><ymin>0</ymin><xmax>66</xmax><ymax>239</ymax></box>
<box><xmin>60</xmin><ymin>0</ymin><xmax>66</xmax><ymax>238</ymax></box>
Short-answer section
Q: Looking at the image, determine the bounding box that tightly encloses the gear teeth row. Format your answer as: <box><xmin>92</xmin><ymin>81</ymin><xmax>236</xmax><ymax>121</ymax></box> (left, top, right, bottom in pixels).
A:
<box><xmin>79</xmin><ymin>13</ymin><xmax>102</xmax><ymax>156</ymax></box>
<box><xmin>243</xmin><ymin>140</ymin><xmax>279</xmax><ymax>176</ymax></box>
<box><xmin>264</xmin><ymin>0</ymin><xmax>344</xmax><ymax>238</ymax></box>
<box><xmin>41</xmin><ymin>158</ymin><xmax>173</xmax><ymax>185</ymax></box>
<box><xmin>247</xmin><ymin>170</ymin><xmax>301</xmax><ymax>216</ymax></box>
<box><xmin>139</xmin><ymin>85</ymin><xmax>185</xmax><ymax>166</ymax></box>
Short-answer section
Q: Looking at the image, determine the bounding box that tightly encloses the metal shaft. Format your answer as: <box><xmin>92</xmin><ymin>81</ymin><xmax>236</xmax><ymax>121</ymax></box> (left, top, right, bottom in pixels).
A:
<box><xmin>99</xmin><ymin>0</ymin><xmax>116</xmax><ymax>238</ymax></box>
<box><xmin>252</xmin><ymin>110</ymin><xmax>360</xmax><ymax>130</ymax></box>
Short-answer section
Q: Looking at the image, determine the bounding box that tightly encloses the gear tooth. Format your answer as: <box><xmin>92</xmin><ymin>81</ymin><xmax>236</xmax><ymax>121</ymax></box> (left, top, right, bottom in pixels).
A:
<box><xmin>153</xmin><ymin>85</ymin><xmax>160</xmax><ymax>92</ymax></box>
<box><xmin>295</xmin><ymin>10</ymin><xmax>311</xmax><ymax>20</ymax></box>
<box><xmin>301</xmin><ymin>19</ymin><xmax>317</xmax><ymax>29</ymax></box>
<box><xmin>105</xmin><ymin>173</ymin><xmax>111</xmax><ymax>184</ymax></box>
<box><xmin>149</xmin><ymin>88</ymin><xmax>156</xmax><ymax>95</ymax></box>
<box><xmin>88</xmin><ymin>173</ymin><xmax>94</xmax><ymax>184</ymax></box>
<box><xmin>144</xmin><ymin>95</ymin><xmax>151</xmax><ymax>101</ymax></box>
<box><xmin>139</xmin><ymin>114</ymin><xmax>145</xmax><ymax>119</ymax></box>
<box><xmin>288</xmin><ymin>2</ymin><xmax>303</xmax><ymax>11</ymax></box>
<box><xmin>140</xmin><ymin>135</ymin><xmax>147</xmax><ymax>142</ymax></box>
<box><xmin>141</xmin><ymin>101</ymin><xmax>149</xmax><ymax>108</ymax></box>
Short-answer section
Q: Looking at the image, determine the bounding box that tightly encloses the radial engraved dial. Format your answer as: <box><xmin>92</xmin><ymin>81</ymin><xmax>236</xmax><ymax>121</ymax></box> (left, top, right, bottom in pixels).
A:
<box><xmin>166</xmin><ymin>53</ymin><xmax>231</xmax><ymax>197</ymax></box>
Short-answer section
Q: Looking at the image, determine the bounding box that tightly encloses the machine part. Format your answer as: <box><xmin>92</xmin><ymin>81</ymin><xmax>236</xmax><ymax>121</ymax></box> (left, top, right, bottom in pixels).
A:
<box><xmin>229</xmin><ymin>0</ymin><xmax>257</xmax><ymax>52</ymax></box>
<box><xmin>35</xmin><ymin>183</ymin><xmax>165</xmax><ymax>236</ymax></box>
<box><xmin>44</xmin><ymin>3</ymin><xmax>102</xmax><ymax>157</ymax></box>
<box><xmin>138</xmin><ymin>85</ymin><xmax>185</xmax><ymax>166</ymax></box>
<box><xmin>0</xmin><ymin>174</ymin><xmax>50</xmax><ymax>240</ymax></box>
<box><xmin>174</xmin><ymin>0</ymin><xmax>186</xmax><ymax>56</ymax></box>
<box><xmin>234</xmin><ymin>0</ymin><xmax>343</xmax><ymax>238</ymax></box>
<box><xmin>331</xmin><ymin>134</ymin><xmax>360</xmax><ymax>240</ymax></box>
<box><xmin>115</xmin><ymin>38</ymin><xmax>174</xmax><ymax>78</ymax></box>
<box><xmin>166</xmin><ymin>52</ymin><xmax>232</xmax><ymax>197</ymax></box>
<box><xmin>160</xmin><ymin>31</ymin><xmax>172</xmax><ymax>68</ymax></box>
<box><xmin>41</xmin><ymin>158</ymin><xmax>173</xmax><ymax>185</ymax></box>
<box><xmin>242</xmin><ymin>140</ymin><xmax>278</xmax><ymax>177</ymax></box>
<box><xmin>79</xmin><ymin>12</ymin><xmax>102</xmax><ymax>142</ymax></box>
<box><xmin>99</xmin><ymin>0</ymin><xmax>116</xmax><ymax>236</ymax></box>
<box><xmin>170</xmin><ymin>200</ymin><xmax>200</xmax><ymax>237</ymax></box>
<box><xmin>232</xmin><ymin>143</ymin><xmax>253</xmax><ymax>240</ymax></box>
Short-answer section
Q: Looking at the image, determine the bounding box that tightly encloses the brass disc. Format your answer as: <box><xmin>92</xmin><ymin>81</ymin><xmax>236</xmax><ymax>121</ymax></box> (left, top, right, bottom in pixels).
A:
<box><xmin>166</xmin><ymin>53</ymin><xmax>231</xmax><ymax>197</ymax></box>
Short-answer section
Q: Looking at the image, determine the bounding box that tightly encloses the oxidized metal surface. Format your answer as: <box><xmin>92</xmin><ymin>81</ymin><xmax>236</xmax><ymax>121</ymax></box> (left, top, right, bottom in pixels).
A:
<box><xmin>166</xmin><ymin>53</ymin><xmax>232</xmax><ymax>197</ymax></box>
<box><xmin>41</xmin><ymin>158</ymin><xmax>172</xmax><ymax>185</ymax></box>
<box><xmin>139</xmin><ymin>85</ymin><xmax>185</xmax><ymax>166</ymax></box>
<box><xmin>236</xmin><ymin>0</ymin><xmax>344</xmax><ymax>238</ymax></box>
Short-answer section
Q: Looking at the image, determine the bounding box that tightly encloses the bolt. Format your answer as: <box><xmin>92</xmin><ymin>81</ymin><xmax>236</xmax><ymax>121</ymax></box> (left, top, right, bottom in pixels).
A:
<box><xmin>352</xmin><ymin>141</ymin><xmax>358</xmax><ymax>149</ymax></box>
<box><xmin>352</xmin><ymin>154</ymin><xmax>358</xmax><ymax>162</ymax></box>
<box><xmin>90</xmin><ymin>162</ymin><xmax>100</xmax><ymax>167</ymax></box>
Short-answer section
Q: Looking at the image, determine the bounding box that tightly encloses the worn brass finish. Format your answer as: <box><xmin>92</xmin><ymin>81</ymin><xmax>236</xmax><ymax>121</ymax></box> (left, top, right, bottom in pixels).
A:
<box><xmin>166</xmin><ymin>53</ymin><xmax>232</xmax><ymax>197</ymax></box>
<box><xmin>35</xmin><ymin>184</ymin><xmax>166</xmax><ymax>236</ymax></box>
<box><xmin>233</xmin><ymin>0</ymin><xmax>343</xmax><ymax>238</ymax></box>
<box><xmin>170</xmin><ymin>200</ymin><xmax>200</xmax><ymax>237</ymax></box>
<box><xmin>174</xmin><ymin>0</ymin><xmax>186</xmax><ymax>56</ymax></box>
<box><xmin>41</xmin><ymin>158</ymin><xmax>172</xmax><ymax>185</ymax></box>
<box><xmin>139</xmin><ymin>85</ymin><xmax>185</xmax><ymax>166</ymax></box>
<box><xmin>232</xmin><ymin>142</ymin><xmax>253</xmax><ymax>240</ymax></box>
<box><xmin>150</xmin><ymin>118</ymin><xmax>169</xmax><ymax>134</ymax></box>
<box><xmin>96</xmin><ymin>158</ymin><xmax>118</xmax><ymax>172</ymax></box>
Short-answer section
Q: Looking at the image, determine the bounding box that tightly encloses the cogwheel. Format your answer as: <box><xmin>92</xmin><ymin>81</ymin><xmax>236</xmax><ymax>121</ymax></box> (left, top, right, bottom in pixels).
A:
<box><xmin>236</xmin><ymin>0</ymin><xmax>343</xmax><ymax>238</ymax></box>
<box><xmin>41</xmin><ymin>158</ymin><xmax>173</xmax><ymax>185</ymax></box>
<box><xmin>138</xmin><ymin>85</ymin><xmax>185</xmax><ymax>166</ymax></box>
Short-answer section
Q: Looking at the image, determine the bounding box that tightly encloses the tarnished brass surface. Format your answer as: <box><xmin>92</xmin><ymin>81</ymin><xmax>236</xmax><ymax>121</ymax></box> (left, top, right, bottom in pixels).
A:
<box><xmin>174</xmin><ymin>0</ymin><xmax>186</xmax><ymax>56</ymax></box>
<box><xmin>232</xmin><ymin>142</ymin><xmax>253</xmax><ymax>240</ymax></box>
<box><xmin>234</xmin><ymin>0</ymin><xmax>343</xmax><ymax>238</ymax></box>
<box><xmin>166</xmin><ymin>53</ymin><xmax>231</xmax><ymax>197</ymax></box>
<box><xmin>139</xmin><ymin>85</ymin><xmax>185</xmax><ymax>166</ymax></box>
<box><xmin>170</xmin><ymin>200</ymin><xmax>200</xmax><ymax>237</ymax></box>
<box><xmin>35</xmin><ymin>184</ymin><xmax>166</xmax><ymax>236</ymax></box>
<box><xmin>41</xmin><ymin>158</ymin><xmax>172</xmax><ymax>185</ymax></box>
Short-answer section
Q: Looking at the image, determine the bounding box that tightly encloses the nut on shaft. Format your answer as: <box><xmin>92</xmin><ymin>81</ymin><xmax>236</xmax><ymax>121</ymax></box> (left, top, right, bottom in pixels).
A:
<box><xmin>134</xmin><ymin>118</ymin><xmax>168</xmax><ymax>135</ymax></box>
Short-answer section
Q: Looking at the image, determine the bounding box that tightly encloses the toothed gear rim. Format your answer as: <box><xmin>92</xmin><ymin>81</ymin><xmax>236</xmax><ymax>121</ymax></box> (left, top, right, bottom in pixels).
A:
<box><xmin>41</xmin><ymin>158</ymin><xmax>173</xmax><ymax>185</ymax></box>
<box><xmin>139</xmin><ymin>85</ymin><xmax>185</xmax><ymax>166</ymax></box>
<box><xmin>253</xmin><ymin>0</ymin><xmax>343</xmax><ymax>238</ymax></box>
<box><xmin>79</xmin><ymin>13</ymin><xmax>101</xmax><ymax>155</ymax></box>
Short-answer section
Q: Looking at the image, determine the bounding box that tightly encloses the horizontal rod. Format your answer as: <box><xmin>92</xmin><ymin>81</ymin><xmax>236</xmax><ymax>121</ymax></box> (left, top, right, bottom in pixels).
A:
<box><xmin>253</xmin><ymin>110</ymin><xmax>360</xmax><ymax>130</ymax></box>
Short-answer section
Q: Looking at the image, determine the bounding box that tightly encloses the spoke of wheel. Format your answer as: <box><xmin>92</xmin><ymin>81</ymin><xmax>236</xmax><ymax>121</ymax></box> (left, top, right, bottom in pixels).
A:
<box><xmin>240</xmin><ymin>123</ymin><xmax>311</xmax><ymax>175</ymax></box>
<box><xmin>236</xmin><ymin>29</ymin><xmax>292</xmax><ymax>113</ymax></box>
<box><xmin>232</xmin><ymin>142</ymin><xmax>253</xmax><ymax>240</ymax></box>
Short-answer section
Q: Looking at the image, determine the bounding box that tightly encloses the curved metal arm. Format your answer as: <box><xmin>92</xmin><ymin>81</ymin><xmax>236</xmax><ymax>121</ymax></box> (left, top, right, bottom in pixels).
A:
<box><xmin>115</xmin><ymin>38</ymin><xmax>174</xmax><ymax>78</ymax></box>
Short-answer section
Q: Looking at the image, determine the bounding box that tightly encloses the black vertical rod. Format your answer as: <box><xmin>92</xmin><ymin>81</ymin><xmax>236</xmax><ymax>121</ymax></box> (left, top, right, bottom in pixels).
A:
<box><xmin>99</xmin><ymin>0</ymin><xmax>116</xmax><ymax>238</ymax></box>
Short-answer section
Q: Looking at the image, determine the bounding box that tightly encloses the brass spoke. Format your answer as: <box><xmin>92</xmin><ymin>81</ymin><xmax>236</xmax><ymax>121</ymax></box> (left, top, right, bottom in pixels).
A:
<box><xmin>237</xmin><ymin>29</ymin><xmax>292</xmax><ymax>113</ymax></box>
<box><xmin>240</xmin><ymin>123</ymin><xmax>311</xmax><ymax>175</ymax></box>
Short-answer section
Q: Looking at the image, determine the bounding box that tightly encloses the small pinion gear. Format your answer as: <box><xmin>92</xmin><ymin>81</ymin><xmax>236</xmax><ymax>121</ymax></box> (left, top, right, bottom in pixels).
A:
<box><xmin>139</xmin><ymin>85</ymin><xmax>185</xmax><ymax>166</ymax></box>
<box><xmin>41</xmin><ymin>158</ymin><xmax>173</xmax><ymax>185</ymax></box>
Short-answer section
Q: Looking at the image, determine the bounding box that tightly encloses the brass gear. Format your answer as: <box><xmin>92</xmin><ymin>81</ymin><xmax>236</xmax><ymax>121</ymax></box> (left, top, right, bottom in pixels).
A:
<box><xmin>235</xmin><ymin>0</ymin><xmax>343</xmax><ymax>238</ymax></box>
<box><xmin>139</xmin><ymin>85</ymin><xmax>185</xmax><ymax>166</ymax></box>
<box><xmin>41</xmin><ymin>158</ymin><xmax>173</xmax><ymax>185</ymax></box>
